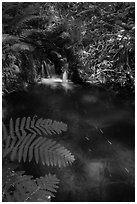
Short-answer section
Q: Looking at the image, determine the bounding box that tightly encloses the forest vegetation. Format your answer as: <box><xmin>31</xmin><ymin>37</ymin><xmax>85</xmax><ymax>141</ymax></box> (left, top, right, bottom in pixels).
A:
<box><xmin>2</xmin><ymin>2</ymin><xmax>135</xmax><ymax>94</ymax></box>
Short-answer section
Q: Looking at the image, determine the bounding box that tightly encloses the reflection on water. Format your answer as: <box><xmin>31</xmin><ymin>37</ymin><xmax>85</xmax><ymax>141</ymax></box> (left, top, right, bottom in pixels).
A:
<box><xmin>3</xmin><ymin>82</ymin><xmax>135</xmax><ymax>202</ymax></box>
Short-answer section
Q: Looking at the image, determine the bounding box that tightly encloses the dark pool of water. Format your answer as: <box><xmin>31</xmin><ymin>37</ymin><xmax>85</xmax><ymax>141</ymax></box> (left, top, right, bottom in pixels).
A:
<box><xmin>3</xmin><ymin>83</ymin><xmax>135</xmax><ymax>202</ymax></box>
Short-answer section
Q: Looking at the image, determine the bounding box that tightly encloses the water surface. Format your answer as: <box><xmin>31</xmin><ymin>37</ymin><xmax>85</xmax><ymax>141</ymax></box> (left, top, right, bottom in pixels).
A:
<box><xmin>3</xmin><ymin>83</ymin><xmax>135</xmax><ymax>202</ymax></box>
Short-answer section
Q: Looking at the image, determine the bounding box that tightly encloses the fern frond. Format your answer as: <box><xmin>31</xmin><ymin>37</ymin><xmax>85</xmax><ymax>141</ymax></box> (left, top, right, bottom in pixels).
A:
<box><xmin>13</xmin><ymin>116</ymin><xmax>67</xmax><ymax>136</ymax></box>
<box><xmin>3</xmin><ymin>117</ymin><xmax>75</xmax><ymax>167</ymax></box>
<box><xmin>3</xmin><ymin>117</ymin><xmax>67</xmax><ymax>140</ymax></box>
<box><xmin>35</xmin><ymin>174</ymin><xmax>59</xmax><ymax>196</ymax></box>
<box><xmin>3</xmin><ymin>132</ymin><xmax>75</xmax><ymax>166</ymax></box>
<box><xmin>3</xmin><ymin>167</ymin><xmax>58</xmax><ymax>202</ymax></box>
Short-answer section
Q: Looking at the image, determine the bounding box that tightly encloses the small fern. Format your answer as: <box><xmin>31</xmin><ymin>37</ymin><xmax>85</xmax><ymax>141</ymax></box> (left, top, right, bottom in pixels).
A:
<box><xmin>3</xmin><ymin>117</ymin><xmax>74</xmax><ymax>167</ymax></box>
<box><xmin>3</xmin><ymin>165</ymin><xmax>59</xmax><ymax>202</ymax></box>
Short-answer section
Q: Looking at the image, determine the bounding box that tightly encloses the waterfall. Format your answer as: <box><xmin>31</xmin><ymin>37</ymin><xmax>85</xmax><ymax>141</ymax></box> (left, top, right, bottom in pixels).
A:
<box><xmin>62</xmin><ymin>70</ymin><xmax>68</xmax><ymax>83</ymax></box>
<box><xmin>38</xmin><ymin>68</ymin><xmax>73</xmax><ymax>91</ymax></box>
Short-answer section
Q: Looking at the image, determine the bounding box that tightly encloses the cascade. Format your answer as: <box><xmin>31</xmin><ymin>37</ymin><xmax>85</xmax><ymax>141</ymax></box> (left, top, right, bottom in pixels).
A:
<box><xmin>38</xmin><ymin>69</ymin><xmax>73</xmax><ymax>90</ymax></box>
<box><xmin>62</xmin><ymin>70</ymin><xmax>68</xmax><ymax>83</ymax></box>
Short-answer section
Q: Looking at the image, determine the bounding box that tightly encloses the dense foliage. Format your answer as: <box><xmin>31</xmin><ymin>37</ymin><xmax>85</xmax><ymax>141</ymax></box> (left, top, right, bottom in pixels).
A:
<box><xmin>2</xmin><ymin>2</ymin><xmax>135</xmax><ymax>93</ymax></box>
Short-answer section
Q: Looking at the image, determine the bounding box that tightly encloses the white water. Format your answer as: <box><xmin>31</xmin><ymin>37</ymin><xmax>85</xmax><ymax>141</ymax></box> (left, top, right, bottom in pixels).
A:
<box><xmin>62</xmin><ymin>70</ymin><xmax>68</xmax><ymax>83</ymax></box>
<box><xmin>38</xmin><ymin>70</ymin><xmax>73</xmax><ymax>90</ymax></box>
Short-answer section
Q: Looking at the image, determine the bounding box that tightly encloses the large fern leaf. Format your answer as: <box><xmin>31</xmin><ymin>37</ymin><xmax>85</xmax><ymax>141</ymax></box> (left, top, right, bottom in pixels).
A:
<box><xmin>12</xmin><ymin>116</ymin><xmax>68</xmax><ymax>136</ymax></box>
<box><xmin>3</xmin><ymin>132</ymin><xmax>75</xmax><ymax>166</ymax></box>
<box><xmin>3</xmin><ymin>166</ymin><xmax>59</xmax><ymax>202</ymax></box>
<box><xmin>3</xmin><ymin>117</ymin><xmax>75</xmax><ymax>167</ymax></box>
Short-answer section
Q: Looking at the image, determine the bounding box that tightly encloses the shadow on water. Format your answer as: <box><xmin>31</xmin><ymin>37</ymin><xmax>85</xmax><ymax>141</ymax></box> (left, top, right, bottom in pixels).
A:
<box><xmin>3</xmin><ymin>81</ymin><xmax>135</xmax><ymax>202</ymax></box>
